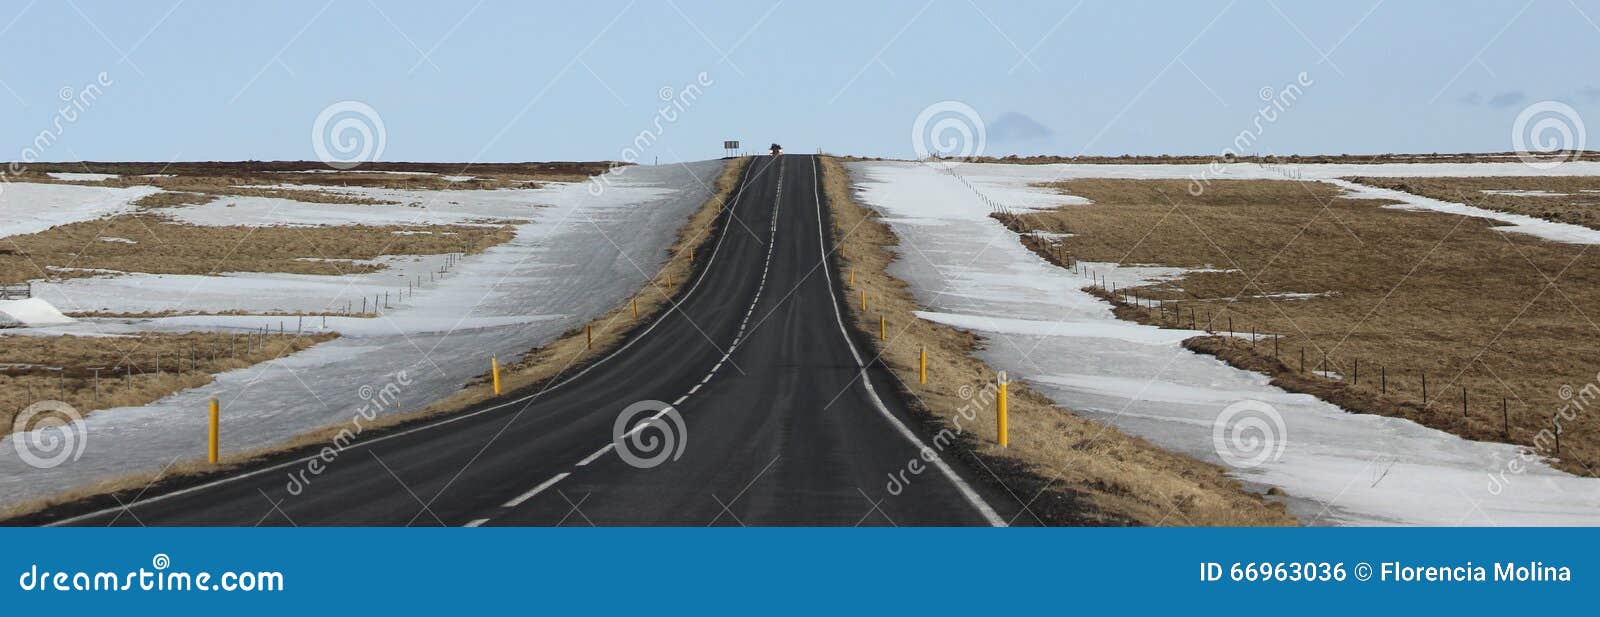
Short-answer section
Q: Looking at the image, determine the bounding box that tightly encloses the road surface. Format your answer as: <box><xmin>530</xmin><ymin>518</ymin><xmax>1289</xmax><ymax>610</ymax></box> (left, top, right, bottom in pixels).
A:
<box><xmin>45</xmin><ymin>155</ymin><xmax>1011</xmax><ymax>526</ymax></box>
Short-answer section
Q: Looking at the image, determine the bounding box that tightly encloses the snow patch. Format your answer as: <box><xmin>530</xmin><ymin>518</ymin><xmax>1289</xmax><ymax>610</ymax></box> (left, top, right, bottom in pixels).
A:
<box><xmin>0</xmin><ymin>182</ymin><xmax>160</xmax><ymax>240</ymax></box>
<box><xmin>0</xmin><ymin>298</ymin><xmax>75</xmax><ymax>327</ymax></box>
<box><xmin>46</xmin><ymin>172</ymin><xmax>118</xmax><ymax>182</ymax></box>
<box><xmin>1481</xmin><ymin>189</ymin><xmax>1568</xmax><ymax>197</ymax></box>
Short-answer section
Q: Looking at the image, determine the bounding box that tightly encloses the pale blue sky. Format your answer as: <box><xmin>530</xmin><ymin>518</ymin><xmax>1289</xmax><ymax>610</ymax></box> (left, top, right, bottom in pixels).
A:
<box><xmin>3</xmin><ymin>0</ymin><xmax>1597</xmax><ymax>163</ymax></box>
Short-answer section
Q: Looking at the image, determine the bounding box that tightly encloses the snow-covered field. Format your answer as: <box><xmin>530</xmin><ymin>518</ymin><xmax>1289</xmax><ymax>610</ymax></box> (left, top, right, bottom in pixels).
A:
<box><xmin>848</xmin><ymin>160</ymin><xmax>1600</xmax><ymax>526</ymax></box>
<box><xmin>0</xmin><ymin>162</ymin><xmax>722</xmax><ymax>508</ymax></box>
<box><xmin>0</xmin><ymin>182</ymin><xmax>159</xmax><ymax>239</ymax></box>
<box><xmin>163</xmin><ymin>186</ymin><xmax>539</xmax><ymax>228</ymax></box>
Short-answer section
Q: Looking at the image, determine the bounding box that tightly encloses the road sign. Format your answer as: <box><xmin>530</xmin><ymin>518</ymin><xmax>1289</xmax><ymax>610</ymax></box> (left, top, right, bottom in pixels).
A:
<box><xmin>723</xmin><ymin>140</ymin><xmax>740</xmax><ymax>150</ymax></box>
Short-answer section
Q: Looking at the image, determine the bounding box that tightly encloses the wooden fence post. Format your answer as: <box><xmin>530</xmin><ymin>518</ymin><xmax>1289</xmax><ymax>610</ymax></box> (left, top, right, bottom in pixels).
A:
<box><xmin>1502</xmin><ymin>398</ymin><xmax>1509</xmax><ymax>439</ymax></box>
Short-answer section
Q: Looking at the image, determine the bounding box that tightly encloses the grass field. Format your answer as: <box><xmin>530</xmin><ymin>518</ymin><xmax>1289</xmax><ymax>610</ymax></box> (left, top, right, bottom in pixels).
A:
<box><xmin>0</xmin><ymin>215</ymin><xmax>518</xmax><ymax>285</ymax></box>
<box><xmin>998</xmin><ymin>177</ymin><xmax>1600</xmax><ymax>477</ymax></box>
<box><xmin>826</xmin><ymin>157</ymin><xmax>1293</xmax><ymax>526</ymax></box>
<box><xmin>1349</xmin><ymin>176</ymin><xmax>1600</xmax><ymax>230</ymax></box>
<box><xmin>15</xmin><ymin>160</ymin><xmax>615</xmax><ymax>192</ymax></box>
<box><xmin>2</xmin><ymin>331</ymin><xmax>337</xmax><ymax>437</ymax></box>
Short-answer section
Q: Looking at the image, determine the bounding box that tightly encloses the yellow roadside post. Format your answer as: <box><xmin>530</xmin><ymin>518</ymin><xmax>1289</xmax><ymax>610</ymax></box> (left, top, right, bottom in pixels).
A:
<box><xmin>997</xmin><ymin>372</ymin><xmax>1009</xmax><ymax>448</ymax></box>
<box><xmin>860</xmin><ymin>291</ymin><xmax>867</xmax><ymax>311</ymax></box>
<box><xmin>919</xmin><ymin>345</ymin><xmax>927</xmax><ymax>384</ymax></box>
<box><xmin>879</xmin><ymin>315</ymin><xmax>886</xmax><ymax>340</ymax></box>
<box><xmin>586</xmin><ymin>324</ymin><xmax>593</xmax><ymax>349</ymax></box>
<box><xmin>491</xmin><ymin>357</ymin><xmax>501</xmax><ymax>395</ymax></box>
<box><xmin>631</xmin><ymin>298</ymin><xmax>638</xmax><ymax>320</ymax></box>
<box><xmin>208</xmin><ymin>397</ymin><xmax>220</xmax><ymax>463</ymax></box>
<box><xmin>850</xmin><ymin>269</ymin><xmax>855</xmax><ymax>285</ymax></box>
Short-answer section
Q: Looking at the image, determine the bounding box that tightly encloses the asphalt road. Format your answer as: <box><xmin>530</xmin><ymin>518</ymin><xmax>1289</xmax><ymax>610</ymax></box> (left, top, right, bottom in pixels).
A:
<box><xmin>48</xmin><ymin>155</ymin><xmax>1010</xmax><ymax>527</ymax></box>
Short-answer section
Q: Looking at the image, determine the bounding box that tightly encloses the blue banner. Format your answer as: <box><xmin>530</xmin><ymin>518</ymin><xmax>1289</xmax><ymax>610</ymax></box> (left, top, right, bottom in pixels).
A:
<box><xmin>1</xmin><ymin>528</ymin><xmax>1591</xmax><ymax>613</ymax></box>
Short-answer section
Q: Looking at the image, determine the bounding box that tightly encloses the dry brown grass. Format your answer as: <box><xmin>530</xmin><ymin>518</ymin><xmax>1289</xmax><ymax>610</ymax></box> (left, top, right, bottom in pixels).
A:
<box><xmin>18</xmin><ymin>161</ymin><xmax>616</xmax><ymax>194</ymax></box>
<box><xmin>824</xmin><ymin>157</ymin><xmax>1292</xmax><ymax>526</ymax></box>
<box><xmin>19</xmin><ymin>160</ymin><xmax>614</xmax><ymax>180</ymax></box>
<box><xmin>1004</xmin><ymin>178</ymin><xmax>1600</xmax><ymax>477</ymax></box>
<box><xmin>2</xmin><ymin>331</ymin><xmax>336</xmax><ymax>437</ymax></box>
<box><xmin>1350</xmin><ymin>176</ymin><xmax>1600</xmax><ymax>230</ymax></box>
<box><xmin>131</xmin><ymin>191</ymin><xmax>217</xmax><ymax>209</ymax></box>
<box><xmin>0</xmin><ymin>158</ymin><xmax>746</xmax><ymax>523</ymax></box>
<box><xmin>0</xmin><ymin>215</ymin><xmax>517</xmax><ymax>285</ymax></box>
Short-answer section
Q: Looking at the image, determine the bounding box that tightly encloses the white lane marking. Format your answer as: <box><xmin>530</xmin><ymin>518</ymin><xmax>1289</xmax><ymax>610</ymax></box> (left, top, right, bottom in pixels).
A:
<box><xmin>464</xmin><ymin>518</ymin><xmax>490</xmax><ymax>527</ymax></box>
<box><xmin>807</xmin><ymin>157</ymin><xmax>1006</xmax><ymax>528</ymax></box>
<box><xmin>503</xmin><ymin>472</ymin><xmax>570</xmax><ymax>508</ymax></box>
<box><xmin>473</xmin><ymin>159</ymin><xmax>793</xmax><ymax>524</ymax></box>
<box><xmin>577</xmin><ymin>443</ymin><xmax>615</xmax><ymax>466</ymax></box>
<box><xmin>45</xmin><ymin>159</ymin><xmax>778</xmax><ymax>527</ymax></box>
<box><xmin>467</xmin><ymin>158</ymin><xmax>791</xmax><ymax>527</ymax></box>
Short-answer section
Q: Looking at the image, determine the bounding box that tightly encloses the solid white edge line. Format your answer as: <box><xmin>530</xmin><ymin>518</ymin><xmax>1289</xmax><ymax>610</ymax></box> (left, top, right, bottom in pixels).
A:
<box><xmin>44</xmin><ymin>158</ymin><xmax>775</xmax><ymax>527</ymax></box>
<box><xmin>808</xmin><ymin>157</ymin><xmax>1007</xmax><ymax>528</ymax></box>
<box><xmin>503</xmin><ymin>472</ymin><xmax>570</xmax><ymax>508</ymax></box>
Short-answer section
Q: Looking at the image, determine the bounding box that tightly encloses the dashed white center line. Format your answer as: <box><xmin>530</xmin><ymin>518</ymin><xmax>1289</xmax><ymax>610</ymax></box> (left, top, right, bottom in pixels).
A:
<box><xmin>577</xmin><ymin>443</ymin><xmax>615</xmax><ymax>466</ymax></box>
<box><xmin>469</xmin><ymin>157</ymin><xmax>790</xmax><ymax>528</ymax></box>
<box><xmin>503</xmin><ymin>472</ymin><xmax>570</xmax><ymax>508</ymax></box>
